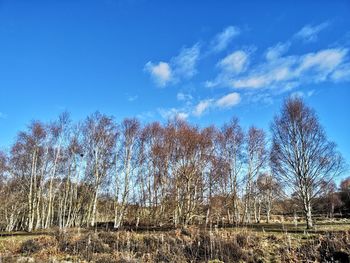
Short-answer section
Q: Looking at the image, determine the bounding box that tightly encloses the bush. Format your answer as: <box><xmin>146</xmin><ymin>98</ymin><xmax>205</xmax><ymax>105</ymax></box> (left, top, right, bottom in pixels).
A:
<box><xmin>236</xmin><ymin>232</ymin><xmax>249</xmax><ymax>247</ymax></box>
<box><xmin>19</xmin><ymin>239</ymin><xmax>41</xmax><ymax>254</ymax></box>
<box><xmin>295</xmin><ymin>231</ymin><xmax>350</xmax><ymax>262</ymax></box>
<box><xmin>18</xmin><ymin>228</ymin><xmax>350</xmax><ymax>262</ymax></box>
<box><xmin>317</xmin><ymin>232</ymin><xmax>350</xmax><ymax>262</ymax></box>
<box><xmin>94</xmin><ymin>253</ymin><xmax>119</xmax><ymax>263</ymax></box>
<box><xmin>72</xmin><ymin>233</ymin><xmax>110</xmax><ymax>256</ymax></box>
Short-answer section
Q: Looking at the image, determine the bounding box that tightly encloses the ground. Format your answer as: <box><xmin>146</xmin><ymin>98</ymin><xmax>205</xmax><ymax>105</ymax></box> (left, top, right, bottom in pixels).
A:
<box><xmin>1</xmin><ymin>220</ymin><xmax>350</xmax><ymax>262</ymax></box>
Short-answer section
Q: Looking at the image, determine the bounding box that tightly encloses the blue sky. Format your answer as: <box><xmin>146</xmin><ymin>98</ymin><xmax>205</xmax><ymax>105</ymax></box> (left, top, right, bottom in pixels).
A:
<box><xmin>0</xmin><ymin>0</ymin><xmax>349</xmax><ymax>171</ymax></box>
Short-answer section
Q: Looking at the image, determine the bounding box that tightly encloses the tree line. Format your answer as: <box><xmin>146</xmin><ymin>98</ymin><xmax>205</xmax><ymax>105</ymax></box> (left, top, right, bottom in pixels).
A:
<box><xmin>0</xmin><ymin>97</ymin><xmax>346</xmax><ymax>231</ymax></box>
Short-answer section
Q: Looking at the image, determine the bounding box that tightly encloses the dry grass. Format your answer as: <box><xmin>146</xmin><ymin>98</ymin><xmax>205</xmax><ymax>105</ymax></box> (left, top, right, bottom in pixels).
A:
<box><xmin>0</xmin><ymin>221</ymin><xmax>350</xmax><ymax>262</ymax></box>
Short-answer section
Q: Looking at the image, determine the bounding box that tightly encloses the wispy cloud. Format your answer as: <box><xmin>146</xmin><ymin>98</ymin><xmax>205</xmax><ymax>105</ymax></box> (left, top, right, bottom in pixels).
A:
<box><xmin>331</xmin><ymin>63</ymin><xmax>350</xmax><ymax>81</ymax></box>
<box><xmin>210</xmin><ymin>26</ymin><xmax>240</xmax><ymax>53</ymax></box>
<box><xmin>177</xmin><ymin>92</ymin><xmax>193</xmax><ymax>102</ymax></box>
<box><xmin>158</xmin><ymin>108</ymin><xmax>189</xmax><ymax>120</ymax></box>
<box><xmin>296</xmin><ymin>48</ymin><xmax>346</xmax><ymax>79</ymax></box>
<box><xmin>216</xmin><ymin>92</ymin><xmax>241</xmax><ymax>108</ymax></box>
<box><xmin>159</xmin><ymin>92</ymin><xmax>241</xmax><ymax>119</ymax></box>
<box><xmin>172</xmin><ymin>44</ymin><xmax>200</xmax><ymax>79</ymax></box>
<box><xmin>291</xmin><ymin>90</ymin><xmax>315</xmax><ymax>99</ymax></box>
<box><xmin>148</xmin><ymin>23</ymin><xmax>350</xmax><ymax>117</ymax></box>
<box><xmin>265</xmin><ymin>42</ymin><xmax>290</xmax><ymax>60</ymax></box>
<box><xmin>245</xmin><ymin>92</ymin><xmax>274</xmax><ymax>105</ymax></box>
<box><xmin>208</xmin><ymin>48</ymin><xmax>349</xmax><ymax>91</ymax></box>
<box><xmin>145</xmin><ymin>26</ymin><xmax>241</xmax><ymax>87</ymax></box>
<box><xmin>206</xmin><ymin>23</ymin><xmax>348</xmax><ymax>93</ymax></box>
<box><xmin>193</xmin><ymin>100</ymin><xmax>212</xmax><ymax>116</ymax></box>
<box><xmin>192</xmin><ymin>92</ymin><xmax>241</xmax><ymax>117</ymax></box>
<box><xmin>218</xmin><ymin>50</ymin><xmax>250</xmax><ymax>74</ymax></box>
<box><xmin>127</xmin><ymin>95</ymin><xmax>138</xmax><ymax>102</ymax></box>
<box><xmin>205</xmin><ymin>49</ymin><xmax>251</xmax><ymax>88</ymax></box>
<box><xmin>295</xmin><ymin>22</ymin><xmax>329</xmax><ymax>42</ymax></box>
<box><xmin>145</xmin><ymin>44</ymin><xmax>200</xmax><ymax>87</ymax></box>
<box><xmin>0</xmin><ymin>112</ymin><xmax>7</xmax><ymax>119</ymax></box>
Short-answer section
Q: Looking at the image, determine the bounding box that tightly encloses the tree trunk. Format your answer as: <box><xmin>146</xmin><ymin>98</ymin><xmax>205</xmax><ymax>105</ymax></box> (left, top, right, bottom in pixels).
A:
<box><xmin>305</xmin><ymin>202</ymin><xmax>313</xmax><ymax>229</ymax></box>
<box><xmin>91</xmin><ymin>187</ymin><xmax>99</xmax><ymax>227</ymax></box>
<box><xmin>28</xmin><ymin>149</ymin><xmax>37</xmax><ymax>232</ymax></box>
<box><xmin>45</xmin><ymin>146</ymin><xmax>60</xmax><ymax>229</ymax></box>
<box><xmin>257</xmin><ymin>199</ymin><xmax>261</xmax><ymax>223</ymax></box>
<box><xmin>266</xmin><ymin>200</ymin><xmax>271</xmax><ymax>223</ymax></box>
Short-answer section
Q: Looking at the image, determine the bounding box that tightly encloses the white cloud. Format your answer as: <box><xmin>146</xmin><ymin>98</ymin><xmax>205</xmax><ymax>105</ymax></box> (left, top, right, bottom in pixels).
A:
<box><xmin>218</xmin><ymin>50</ymin><xmax>249</xmax><ymax>74</ymax></box>
<box><xmin>158</xmin><ymin>108</ymin><xmax>189</xmax><ymax>120</ymax></box>
<box><xmin>204</xmin><ymin>80</ymin><xmax>218</xmax><ymax>88</ymax></box>
<box><xmin>233</xmin><ymin>76</ymin><xmax>268</xmax><ymax>89</ymax></box>
<box><xmin>231</xmin><ymin>62</ymin><xmax>294</xmax><ymax>89</ymax></box>
<box><xmin>205</xmin><ymin>49</ymin><xmax>252</xmax><ymax>88</ymax></box>
<box><xmin>172</xmin><ymin>44</ymin><xmax>200</xmax><ymax>78</ymax></box>
<box><xmin>177</xmin><ymin>112</ymin><xmax>189</xmax><ymax>120</ymax></box>
<box><xmin>246</xmin><ymin>92</ymin><xmax>274</xmax><ymax>105</ymax></box>
<box><xmin>177</xmin><ymin>92</ymin><xmax>193</xmax><ymax>102</ymax></box>
<box><xmin>332</xmin><ymin>63</ymin><xmax>350</xmax><ymax>81</ymax></box>
<box><xmin>297</xmin><ymin>49</ymin><xmax>347</xmax><ymax>78</ymax></box>
<box><xmin>291</xmin><ymin>90</ymin><xmax>314</xmax><ymax>99</ymax></box>
<box><xmin>206</xmin><ymin>23</ymin><xmax>349</xmax><ymax>91</ymax></box>
<box><xmin>216</xmin><ymin>92</ymin><xmax>241</xmax><ymax>108</ymax></box>
<box><xmin>193</xmin><ymin>100</ymin><xmax>212</xmax><ymax>117</ymax></box>
<box><xmin>146</xmin><ymin>26</ymin><xmax>241</xmax><ymax>87</ymax></box>
<box><xmin>148</xmin><ymin>24</ymin><xmax>350</xmax><ymax>113</ymax></box>
<box><xmin>295</xmin><ymin>22</ymin><xmax>329</xmax><ymax>42</ymax></box>
<box><xmin>192</xmin><ymin>93</ymin><xmax>241</xmax><ymax>117</ymax></box>
<box><xmin>144</xmin><ymin>61</ymin><xmax>172</xmax><ymax>87</ymax></box>
<box><xmin>265</xmin><ymin>42</ymin><xmax>290</xmax><ymax>60</ymax></box>
<box><xmin>145</xmin><ymin>44</ymin><xmax>200</xmax><ymax>87</ymax></box>
<box><xmin>229</xmin><ymin>48</ymin><xmax>348</xmax><ymax>90</ymax></box>
<box><xmin>160</xmin><ymin>91</ymin><xmax>242</xmax><ymax>120</ymax></box>
<box><xmin>211</xmin><ymin>26</ymin><xmax>240</xmax><ymax>52</ymax></box>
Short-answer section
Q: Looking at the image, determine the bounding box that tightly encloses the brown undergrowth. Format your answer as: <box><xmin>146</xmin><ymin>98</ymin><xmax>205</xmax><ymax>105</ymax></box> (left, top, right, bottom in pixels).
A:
<box><xmin>0</xmin><ymin>228</ymin><xmax>350</xmax><ymax>262</ymax></box>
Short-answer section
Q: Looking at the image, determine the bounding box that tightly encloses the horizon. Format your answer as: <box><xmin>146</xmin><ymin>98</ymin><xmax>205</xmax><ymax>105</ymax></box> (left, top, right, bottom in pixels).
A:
<box><xmin>0</xmin><ymin>0</ymin><xmax>349</xmax><ymax>177</ymax></box>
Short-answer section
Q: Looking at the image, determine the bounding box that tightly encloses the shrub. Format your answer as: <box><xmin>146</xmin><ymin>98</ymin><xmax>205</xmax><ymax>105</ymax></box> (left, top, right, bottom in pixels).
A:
<box><xmin>236</xmin><ymin>232</ymin><xmax>249</xmax><ymax>247</ymax></box>
<box><xmin>20</xmin><ymin>228</ymin><xmax>350</xmax><ymax>262</ymax></box>
<box><xmin>94</xmin><ymin>253</ymin><xmax>119</xmax><ymax>263</ymax></box>
<box><xmin>19</xmin><ymin>239</ymin><xmax>41</xmax><ymax>254</ymax></box>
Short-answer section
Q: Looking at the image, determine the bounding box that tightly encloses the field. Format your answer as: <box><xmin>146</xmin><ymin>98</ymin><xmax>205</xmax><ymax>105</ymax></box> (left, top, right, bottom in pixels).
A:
<box><xmin>1</xmin><ymin>220</ymin><xmax>350</xmax><ymax>263</ymax></box>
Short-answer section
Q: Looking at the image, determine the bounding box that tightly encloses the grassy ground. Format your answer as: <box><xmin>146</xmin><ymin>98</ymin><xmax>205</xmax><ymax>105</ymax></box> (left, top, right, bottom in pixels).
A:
<box><xmin>227</xmin><ymin>220</ymin><xmax>350</xmax><ymax>234</ymax></box>
<box><xmin>1</xmin><ymin>220</ymin><xmax>350</xmax><ymax>262</ymax></box>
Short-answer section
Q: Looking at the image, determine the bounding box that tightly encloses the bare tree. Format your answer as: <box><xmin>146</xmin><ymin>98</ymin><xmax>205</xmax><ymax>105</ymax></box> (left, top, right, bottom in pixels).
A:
<box><xmin>218</xmin><ymin>118</ymin><xmax>244</xmax><ymax>224</ymax></box>
<box><xmin>243</xmin><ymin>127</ymin><xmax>266</xmax><ymax>224</ymax></box>
<box><xmin>83</xmin><ymin>112</ymin><xmax>117</xmax><ymax>227</ymax></box>
<box><xmin>340</xmin><ymin>177</ymin><xmax>350</xmax><ymax>214</ymax></box>
<box><xmin>167</xmin><ymin>120</ymin><xmax>210</xmax><ymax>226</ymax></box>
<box><xmin>317</xmin><ymin>180</ymin><xmax>341</xmax><ymax>218</ymax></box>
<box><xmin>256</xmin><ymin>173</ymin><xmax>281</xmax><ymax>223</ymax></box>
<box><xmin>11</xmin><ymin>121</ymin><xmax>47</xmax><ymax>232</ymax></box>
<box><xmin>270</xmin><ymin>97</ymin><xmax>344</xmax><ymax>229</ymax></box>
<box><xmin>114</xmin><ymin>118</ymin><xmax>139</xmax><ymax>228</ymax></box>
<box><xmin>0</xmin><ymin>151</ymin><xmax>7</xmax><ymax>180</ymax></box>
<box><xmin>0</xmin><ymin>100</ymin><xmax>347</xmax><ymax>231</ymax></box>
<box><xmin>45</xmin><ymin>112</ymin><xmax>70</xmax><ymax>229</ymax></box>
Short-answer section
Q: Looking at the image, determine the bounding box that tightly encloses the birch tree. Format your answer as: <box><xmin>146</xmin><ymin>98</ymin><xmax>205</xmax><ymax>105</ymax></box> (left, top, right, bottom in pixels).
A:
<box><xmin>114</xmin><ymin>118</ymin><xmax>139</xmax><ymax>228</ymax></box>
<box><xmin>83</xmin><ymin>112</ymin><xmax>117</xmax><ymax>227</ymax></box>
<box><xmin>219</xmin><ymin>118</ymin><xmax>244</xmax><ymax>223</ymax></box>
<box><xmin>243</xmin><ymin>127</ymin><xmax>266</xmax><ymax>224</ymax></box>
<box><xmin>270</xmin><ymin>97</ymin><xmax>344</xmax><ymax>229</ymax></box>
<box><xmin>256</xmin><ymin>173</ymin><xmax>280</xmax><ymax>223</ymax></box>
